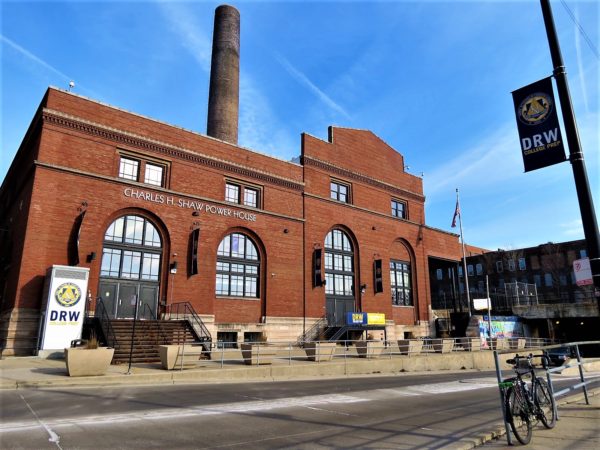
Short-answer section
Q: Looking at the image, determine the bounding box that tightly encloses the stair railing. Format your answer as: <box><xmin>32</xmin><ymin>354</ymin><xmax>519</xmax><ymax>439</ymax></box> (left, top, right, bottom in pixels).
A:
<box><xmin>141</xmin><ymin>303</ymin><xmax>170</xmax><ymax>346</ymax></box>
<box><xmin>95</xmin><ymin>297</ymin><xmax>118</xmax><ymax>349</ymax></box>
<box><xmin>297</xmin><ymin>315</ymin><xmax>327</xmax><ymax>346</ymax></box>
<box><xmin>165</xmin><ymin>302</ymin><xmax>212</xmax><ymax>343</ymax></box>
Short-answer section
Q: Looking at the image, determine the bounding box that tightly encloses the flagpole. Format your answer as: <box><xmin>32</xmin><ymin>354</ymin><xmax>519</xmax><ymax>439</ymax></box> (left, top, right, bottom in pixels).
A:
<box><xmin>456</xmin><ymin>188</ymin><xmax>472</xmax><ymax>317</ymax></box>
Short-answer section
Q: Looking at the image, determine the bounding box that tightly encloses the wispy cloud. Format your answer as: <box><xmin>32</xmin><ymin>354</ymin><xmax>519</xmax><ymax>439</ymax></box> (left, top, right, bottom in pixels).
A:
<box><xmin>425</xmin><ymin>123</ymin><xmax>523</xmax><ymax>200</ymax></box>
<box><xmin>1</xmin><ymin>34</ymin><xmax>71</xmax><ymax>81</ymax></box>
<box><xmin>560</xmin><ymin>219</ymin><xmax>584</xmax><ymax>237</ymax></box>
<box><xmin>155</xmin><ymin>2</ymin><xmax>297</xmax><ymax>159</ymax></box>
<box><xmin>574</xmin><ymin>8</ymin><xmax>589</xmax><ymax>113</ymax></box>
<box><xmin>155</xmin><ymin>2</ymin><xmax>212</xmax><ymax>72</ymax></box>
<box><xmin>275</xmin><ymin>52</ymin><xmax>351</xmax><ymax>120</ymax></box>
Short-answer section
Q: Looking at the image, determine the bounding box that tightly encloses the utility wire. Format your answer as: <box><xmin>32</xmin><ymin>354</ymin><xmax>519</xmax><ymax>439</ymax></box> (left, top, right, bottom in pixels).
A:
<box><xmin>560</xmin><ymin>0</ymin><xmax>600</xmax><ymax>60</ymax></box>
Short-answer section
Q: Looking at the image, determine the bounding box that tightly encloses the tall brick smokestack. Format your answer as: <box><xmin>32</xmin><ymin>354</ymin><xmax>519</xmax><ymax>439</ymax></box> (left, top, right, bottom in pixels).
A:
<box><xmin>207</xmin><ymin>5</ymin><xmax>240</xmax><ymax>145</ymax></box>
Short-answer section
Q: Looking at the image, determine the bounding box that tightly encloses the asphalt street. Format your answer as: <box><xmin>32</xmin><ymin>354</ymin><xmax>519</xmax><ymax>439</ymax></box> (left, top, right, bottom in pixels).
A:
<box><xmin>3</xmin><ymin>371</ymin><xmax>595</xmax><ymax>450</ymax></box>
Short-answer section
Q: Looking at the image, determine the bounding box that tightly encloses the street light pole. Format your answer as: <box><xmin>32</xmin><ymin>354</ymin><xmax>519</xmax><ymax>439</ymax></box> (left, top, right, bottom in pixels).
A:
<box><xmin>540</xmin><ymin>0</ymin><xmax>600</xmax><ymax>292</ymax></box>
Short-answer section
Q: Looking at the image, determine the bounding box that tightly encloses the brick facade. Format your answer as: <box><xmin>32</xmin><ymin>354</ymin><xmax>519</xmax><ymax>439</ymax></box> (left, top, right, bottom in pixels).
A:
<box><xmin>0</xmin><ymin>88</ymin><xmax>464</xmax><ymax>355</ymax></box>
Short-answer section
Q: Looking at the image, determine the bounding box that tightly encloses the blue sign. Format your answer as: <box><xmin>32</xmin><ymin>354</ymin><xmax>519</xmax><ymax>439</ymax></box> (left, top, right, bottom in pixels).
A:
<box><xmin>347</xmin><ymin>312</ymin><xmax>367</xmax><ymax>325</ymax></box>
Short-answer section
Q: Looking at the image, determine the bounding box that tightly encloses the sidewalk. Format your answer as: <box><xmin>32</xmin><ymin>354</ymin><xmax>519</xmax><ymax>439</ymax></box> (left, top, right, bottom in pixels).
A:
<box><xmin>474</xmin><ymin>390</ymin><xmax>599</xmax><ymax>449</ymax></box>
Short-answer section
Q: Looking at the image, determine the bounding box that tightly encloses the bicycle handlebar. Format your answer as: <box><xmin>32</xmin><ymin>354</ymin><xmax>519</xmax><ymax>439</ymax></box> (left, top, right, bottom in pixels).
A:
<box><xmin>506</xmin><ymin>352</ymin><xmax>549</xmax><ymax>369</ymax></box>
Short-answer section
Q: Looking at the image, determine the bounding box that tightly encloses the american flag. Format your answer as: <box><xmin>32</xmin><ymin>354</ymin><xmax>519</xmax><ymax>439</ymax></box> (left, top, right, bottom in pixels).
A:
<box><xmin>451</xmin><ymin>199</ymin><xmax>460</xmax><ymax>228</ymax></box>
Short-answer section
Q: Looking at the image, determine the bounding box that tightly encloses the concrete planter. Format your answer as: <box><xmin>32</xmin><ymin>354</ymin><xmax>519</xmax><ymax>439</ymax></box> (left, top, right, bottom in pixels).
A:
<box><xmin>356</xmin><ymin>341</ymin><xmax>384</xmax><ymax>359</ymax></box>
<box><xmin>65</xmin><ymin>347</ymin><xmax>114</xmax><ymax>377</ymax></box>
<box><xmin>509</xmin><ymin>338</ymin><xmax>527</xmax><ymax>350</ymax></box>
<box><xmin>461</xmin><ymin>337</ymin><xmax>481</xmax><ymax>352</ymax></box>
<box><xmin>490</xmin><ymin>338</ymin><xmax>509</xmax><ymax>350</ymax></box>
<box><xmin>241</xmin><ymin>343</ymin><xmax>278</xmax><ymax>365</ymax></box>
<box><xmin>304</xmin><ymin>342</ymin><xmax>337</xmax><ymax>362</ymax></box>
<box><xmin>397</xmin><ymin>339</ymin><xmax>423</xmax><ymax>355</ymax></box>
<box><xmin>159</xmin><ymin>344</ymin><xmax>204</xmax><ymax>370</ymax></box>
<box><xmin>432</xmin><ymin>339</ymin><xmax>454</xmax><ymax>353</ymax></box>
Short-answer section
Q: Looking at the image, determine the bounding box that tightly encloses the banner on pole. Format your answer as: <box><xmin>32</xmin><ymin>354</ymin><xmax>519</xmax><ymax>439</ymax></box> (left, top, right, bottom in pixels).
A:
<box><xmin>512</xmin><ymin>77</ymin><xmax>566</xmax><ymax>172</ymax></box>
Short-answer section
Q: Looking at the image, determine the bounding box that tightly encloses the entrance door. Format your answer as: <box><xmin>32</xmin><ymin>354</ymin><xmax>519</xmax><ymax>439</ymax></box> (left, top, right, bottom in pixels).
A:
<box><xmin>324</xmin><ymin>229</ymin><xmax>356</xmax><ymax>327</ymax></box>
<box><xmin>98</xmin><ymin>281</ymin><xmax>118</xmax><ymax>318</ymax></box>
<box><xmin>98</xmin><ymin>215</ymin><xmax>163</xmax><ymax>320</ymax></box>
<box><xmin>116</xmin><ymin>283</ymin><xmax>138</xmax><ymax>318</ymax></box>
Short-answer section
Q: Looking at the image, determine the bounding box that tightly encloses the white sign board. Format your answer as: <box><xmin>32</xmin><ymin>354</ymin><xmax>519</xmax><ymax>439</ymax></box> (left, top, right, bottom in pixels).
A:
<box><xmin>473</xmin><ymin>298</ymin><xmax>491</xmax><ymax>311</ymax></box>
<box><xmin>39</xmin><ymin>265</ymin><xmax>89</xmax><ymax>350</ymax></box>
<box><xmin>573</xmin><ymin>258</ymin><xmax>593</xmax><ymax>286</ymax></box>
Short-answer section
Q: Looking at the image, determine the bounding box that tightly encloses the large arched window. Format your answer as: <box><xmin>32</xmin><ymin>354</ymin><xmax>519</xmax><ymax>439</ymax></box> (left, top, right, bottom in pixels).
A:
<box><xmin>324</xmin><ymin>229</ymin><xmax>354</xmax><ymax>296</ymax></box>
<box><xmin>390</xmin><ymin>260</ymin><xmax>412</xmax><ymax>306</ymax></box>
<box><xmin>99</xmin><ymin>215</ymin><xmax>162</xmax><ymax>319</ymax></box>
<box><xmin>216</xmin><ymin>233</ymin><xmax>260</xmax><ymax>298</ymax></box>
<box><xmin>100</xmin><ymin>215</ymin><xmax>162</xmax><ymax>280</ymax></box>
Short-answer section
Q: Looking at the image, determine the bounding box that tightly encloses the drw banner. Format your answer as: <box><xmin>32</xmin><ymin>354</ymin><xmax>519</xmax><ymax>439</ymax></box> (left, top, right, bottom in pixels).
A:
<box><xmin>512</xmin><ymin>77</ymin><xmax>566</xmax><ymax>172</ymax></box>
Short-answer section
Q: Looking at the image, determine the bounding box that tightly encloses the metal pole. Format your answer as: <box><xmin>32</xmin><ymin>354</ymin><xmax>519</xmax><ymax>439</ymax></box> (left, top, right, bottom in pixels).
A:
<box><xmin>540</xmin><ymin>0</ymin><xmax>600</xmax><ymax>293</ymax></box>
<box><xmin>486</xmin><ymin>275</ymin><xmax>493</xmax><ymax>348</ymax></box>
<box><xmin>456</xmin><ymin>188</ymin><xmax>472</xmax><ymax>316</ymax></box>
<box><xmin>127</xmin><ymin>295</ymin><xmax>139</xmax><ymax>374</ymax></box>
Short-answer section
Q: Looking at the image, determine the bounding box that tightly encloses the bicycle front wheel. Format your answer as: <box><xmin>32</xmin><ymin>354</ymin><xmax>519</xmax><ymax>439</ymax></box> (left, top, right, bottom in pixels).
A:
<box><xmin>534</xmin><ymin>377</ymin><xmax>556</xmax><ymax>429</ymax></box>
<box><xmin>505</xmin><ymin>385</ymin><xmax>533</xmax><ymax>445</ymax></box>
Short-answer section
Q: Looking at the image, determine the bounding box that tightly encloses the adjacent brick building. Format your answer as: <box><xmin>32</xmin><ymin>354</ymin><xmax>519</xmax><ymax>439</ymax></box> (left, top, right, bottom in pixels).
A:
<box><xmin>0</xmin><ymin>87</ymin><xmax>465</xmax><ymax>355</ymax></box>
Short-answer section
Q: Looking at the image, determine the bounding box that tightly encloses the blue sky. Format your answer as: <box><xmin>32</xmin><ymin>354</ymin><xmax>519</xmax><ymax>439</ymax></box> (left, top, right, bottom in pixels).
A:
<box><xmin>1</xmin><ymin>0</ymin><xmax>598</xmax><ymax>251</ymax></box>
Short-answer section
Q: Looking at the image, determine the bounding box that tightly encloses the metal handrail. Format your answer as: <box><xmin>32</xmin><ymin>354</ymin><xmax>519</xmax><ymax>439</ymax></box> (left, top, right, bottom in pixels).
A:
<box><xmin>166</xmin><ymin>302</ymin><xmax>211</xmax><ymax>342</ymax></box>
<box><xmin>94</xmin><ymin>297</ymin><xmax>118</xmax><ymax>348</ymax></box>
<box><xmin>140</xmin><ymin>303</ymin><xmax>171</xmax><ymax>346</ymax></box>
<box><xmin>298</xmin><ymin>315</ymin><xmax>327</xmax><ymax>346</ymax></box>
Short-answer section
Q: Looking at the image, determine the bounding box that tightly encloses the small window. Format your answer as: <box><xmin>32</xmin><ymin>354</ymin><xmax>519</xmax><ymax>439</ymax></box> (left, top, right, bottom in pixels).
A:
<box><xmin>467</xmin><ymin>265</ymin><xmax>474</xmax><ymax>276</ymax></box>
<box><xmin>476</xmin><ymin>263</ymin><xmax>483</xmax><ymax>276</ymax></box>
<box><xmin>391</xmin><ymin>199</ymin><xmax>407</xmax><ymax>219</ymax></box>
<box><xmin>478</xmin><ymin>281</ymin><xmax>484</xmax><ymax>293</ymax></box>
<box><xmin>499</xmin><ymin>278</ymin><xmax>505</xmax><ymax>289</ymax></box>
<box><xmin>544</xmin><ymin>273</ymin><xmax>553</xmax><ymax>287</ymax></box>
<box><xmin>436</xmin><ymin>269</ymin><xmax>443</xmax><ymax>280</ymax></box>
<box><xmin>496</xmin><ymin>261</ymin><xmax>503</xmax><ymax>273</ymax></box>
<box><xmin>244</xmin><ymin>188</ymin><xmax>258</xmax><ymax>208</ymax></box>
<box><xmin>580</xmin><ymin>249</ymin><xmax>587</xmax><ymax>258</ymax></box>
<box><xmin>508</xmin><ymin>259</ymin><xmax>516</xmax><ymax>271</ymax></box>
<box><xmin>330</xmin><ymin>180</ymin><xmax>350</xmax><ymax>203</ymax></box>
<box><xmin>144</xmin><ymin>163</ymin><xmax>164</xmax><ymax>186</ymax></box>
<box><xmin>518</xmin><ymin>257</ymin><xmax>526</xmax><ymax>271</ymax></box>
<box><xmin>119</xmin><ymin>157</ymin><xmax>139</xmax><ymax>181</ymax></box>
<box><xmin>534</xmin><ymin>274</ymin><xmax>542</xmax><ymax>288</ymax></box>
<box><xmin>225</xmin><ymin>180</ymin><xmax>261</xmax><ymax>208</ymax></box>
<box><xmin>118</xmin><ymin>154</ymin><xmax>168</xmax><ymax>187</ymax></box>
<box><xmin>225</xmin><ymin>183</ymin><xmax>240</xmax><ymax>203</ymax></box>
<box><xmin>559</xmin><ymin>275</ymin><xmax>567</xmax><ymax>286</ymax></box>
<box><xmin>458</xmin><ymin>266</ymin><xmax>463</xmax><ymax>277</ymax></box>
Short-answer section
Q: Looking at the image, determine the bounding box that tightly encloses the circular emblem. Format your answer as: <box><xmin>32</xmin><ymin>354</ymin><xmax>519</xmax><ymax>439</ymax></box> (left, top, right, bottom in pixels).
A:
<box><xmin>518</xmin><ymin>92</ymin><xmax>553</xmax><ymax>125</ymax></box>
<box><xmin>54</xmin><ymin>283</ymin><xmax>82</xmax><ymax>308</ymax></box>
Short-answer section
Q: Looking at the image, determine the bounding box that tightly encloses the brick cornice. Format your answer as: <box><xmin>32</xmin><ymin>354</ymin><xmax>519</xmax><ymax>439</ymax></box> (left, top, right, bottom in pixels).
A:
<box><xmin>302</xmin><ymin>155</ymin><xmax>425</xmax><ymax>202</ymax></box>
<box><xmin>42</xmin><ymin>109</ymin><xmax>304</xmax><ymax>192</ymax></box>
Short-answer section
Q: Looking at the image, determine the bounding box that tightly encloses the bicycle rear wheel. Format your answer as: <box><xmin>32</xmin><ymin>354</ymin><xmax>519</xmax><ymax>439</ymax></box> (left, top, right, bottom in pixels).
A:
<box><xmin>505</xmin><ymin>385</ymin><xmax>533</xmax><ymax>445</ymax></box>
<box><xmin>534</xmin><ymin>377</ymin><xmax>556</xmax><ymax>429</ymax></box>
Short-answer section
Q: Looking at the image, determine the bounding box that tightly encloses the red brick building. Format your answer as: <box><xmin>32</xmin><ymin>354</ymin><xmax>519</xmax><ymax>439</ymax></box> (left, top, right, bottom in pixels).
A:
<box><xmin>0</xmin><ymin>87</ymin><xmax>465</xmax><ymax>355</ymax></box>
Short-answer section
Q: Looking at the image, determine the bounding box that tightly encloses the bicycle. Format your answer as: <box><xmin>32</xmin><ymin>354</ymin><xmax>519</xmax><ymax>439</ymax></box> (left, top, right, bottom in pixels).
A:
<box><xmin>501</xmin><ymin>353</ymin><xmax>557</xmax><ymax>445</ymax></box>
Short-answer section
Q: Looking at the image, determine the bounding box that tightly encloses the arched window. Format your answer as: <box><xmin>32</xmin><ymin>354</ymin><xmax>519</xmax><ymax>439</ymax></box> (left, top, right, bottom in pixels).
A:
<box><xmin>216</xmin><ymin>233</ymin><xmax>260</xmax><ymax>298</ymax></box>
<box><xmin>99</xmin><ymin>215</ymin><xmax>162</xmax><ymax>319</ymax></box>
<box><xmin>324</xmin><ymin>229</ymin><xmax>354</xmax><ymax>296</ymax></box>
<box><xmin>100</xmin><ymin>215</ymin><xmax>162</xmax><ymax>280</ymax></box>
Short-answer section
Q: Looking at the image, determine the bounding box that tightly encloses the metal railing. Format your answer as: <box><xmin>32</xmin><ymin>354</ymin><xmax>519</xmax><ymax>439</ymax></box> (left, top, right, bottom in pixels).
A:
<box><xmin>165</xmin><ymin>302</ymin><xmax>211</xmax><ymax>343</ymax></box>
<box><xmin>162</xmin><ymin>336</ymin><xmax>562</xmax><ymax>371</ymax></box>
<box><xmin>297</xmin><ymin>316</ymin><xmax>327</xmax><ymax>346</ymax></box>
<box><xmin>94</xmin><ymin>297</ymin><xmax>118</xmax><ymax>348</ymax></box>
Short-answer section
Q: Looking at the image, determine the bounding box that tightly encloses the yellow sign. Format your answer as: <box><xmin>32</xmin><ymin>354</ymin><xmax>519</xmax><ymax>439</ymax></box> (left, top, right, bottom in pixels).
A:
<box><xmin>367</xmin><ymin>313</ymin><xmax>385</xmax><ymax>325</ymax></box>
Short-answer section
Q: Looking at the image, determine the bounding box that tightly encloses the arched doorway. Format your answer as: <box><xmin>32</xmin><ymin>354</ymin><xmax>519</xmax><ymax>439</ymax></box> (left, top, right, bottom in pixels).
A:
<box><xmin>98</xmin><ymin>215</ymin><xmax>163</xmax><ymax>319</ymax></box>
<box><xmin>324</xmin><ymin>228</ymin><xmax>355</xmax><ymax>326</ymax></box>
